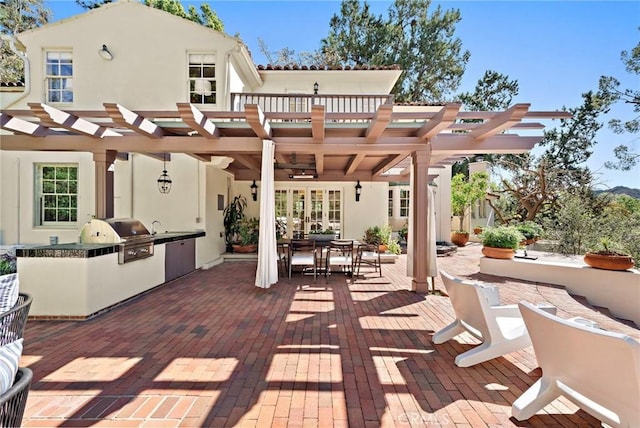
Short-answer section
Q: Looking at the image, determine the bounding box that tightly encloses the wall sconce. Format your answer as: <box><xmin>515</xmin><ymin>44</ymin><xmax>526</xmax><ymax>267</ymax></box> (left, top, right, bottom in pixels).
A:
<box><xmin>355</xmin><ymin>180</ymin><xmax>362</xmax><ymax>202</ymax></box>
<box><xmin>157</xmin><ymin>153</ymin><xmax>172</xmax><ymax>194</ymax></box>
<box><xmin>98</xmin><ymin>44</ymin><xmax>113</xmax><ymax>61</ymax></box>
<box><xmin>250</xmin><ymin>180</ymin><xmax>258</xmax><ymax>201</ymax></box>
<box><xmin>313</xmin><ymin>82</ymin><xmax>319</xmax><ymax>95</ymax></box>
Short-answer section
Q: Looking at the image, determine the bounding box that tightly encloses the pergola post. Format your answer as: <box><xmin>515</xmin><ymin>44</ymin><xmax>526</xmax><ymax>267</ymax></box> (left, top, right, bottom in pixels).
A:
<box><xmin>93</xmin><ymin>150</ymin><xmax>117</xmax><ymax>219</ymax></box>
<box><xmin>410</xmin><ymin>148</ymin><xmax>431</xmax><ymax>293</ymax></box>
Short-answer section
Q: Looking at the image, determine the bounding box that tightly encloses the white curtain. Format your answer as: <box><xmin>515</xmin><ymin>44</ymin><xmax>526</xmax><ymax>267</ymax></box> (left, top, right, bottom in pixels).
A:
<box><xmin>255</xmin><ymin>139</ymin><xmax>278</xmax><ymax>289</ymax></box>
<box><xmin>427</xmin><ymin>185</ymin><xmax>438</xmax><ymax>279</ymax></box>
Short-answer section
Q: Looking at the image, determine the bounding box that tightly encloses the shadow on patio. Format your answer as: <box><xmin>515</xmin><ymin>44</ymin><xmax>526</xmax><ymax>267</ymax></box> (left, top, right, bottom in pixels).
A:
<box><xmin>21</xmin><ymin>244</ymin><xmax>629</xmax><ymax>427</ymax></box>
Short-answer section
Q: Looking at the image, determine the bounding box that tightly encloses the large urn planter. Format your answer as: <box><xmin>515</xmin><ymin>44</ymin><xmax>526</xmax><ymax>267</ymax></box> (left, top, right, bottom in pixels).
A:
<box><xmin>481</xmin><ymin>246</ymin><xmax>515</xmax><ymax>259</ymax></box>
<box><xmin>451</xmin><ymin>232</ymin><xmax>469</xmax><ymax>247</ymax></box>
<box><xmin>232</xmin><ymin>244</ymin><xmax>258</xmax><ymax>253</ymax></box>
<box><xmin>583</xmin><ymin>252</ymin><xmax>634</xmax><ymax>271</ymax></box>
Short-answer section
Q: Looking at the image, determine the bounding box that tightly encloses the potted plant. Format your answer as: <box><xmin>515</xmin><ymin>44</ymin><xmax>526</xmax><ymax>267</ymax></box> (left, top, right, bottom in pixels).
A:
<box><xmin>451</xmin><ymin>172</ymin><xmax>489</xmax><ymax>246</ymax></box>
<box><xmin>480</xmin><ymin>225</ymin><xmax>525</xmax><ymax>259</ymax></box>
<box><xmin>398</xmin><ymin>221</ymin><xmax>408</xmax><ymax>243</ymax></box>
<box><xmin>223</xmin><ymin>195</ymin><xmax>247</xmax><ymax>252</ymax></box>
<box><xmin>232</xmin><ymin>217</ymin><xmax>259</xmax><ymax>253</ymax></box>
<box><xmin>363</xmin><ymin>225</ymin><xmax>391</xmax><ymax>252</ymax></box>
<box><xmin>514</xmin><ymin>221</ymin><xmax>543</xmax><ymax>245</ymax></box>
<box><xmin>0</xmin><ymin>253</ymin><xmax>17</xmax><ymax>277</ymax></box>
<box><xmin>387</xmin><ymin>239</ymin><xmax>402</xmax><ymax>256</ymax></box>
<box><xmin>584</xmin><ymin>238</ymin><xmax>635</xmax><ymax>271</ymax></box>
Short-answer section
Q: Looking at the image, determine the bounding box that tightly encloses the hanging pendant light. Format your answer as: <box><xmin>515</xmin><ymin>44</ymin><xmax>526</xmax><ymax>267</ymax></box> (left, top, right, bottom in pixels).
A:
<box><xmin>157</xmin><ymin>153</ymin><xmax>172</xmax><ymax>194</ymax></box>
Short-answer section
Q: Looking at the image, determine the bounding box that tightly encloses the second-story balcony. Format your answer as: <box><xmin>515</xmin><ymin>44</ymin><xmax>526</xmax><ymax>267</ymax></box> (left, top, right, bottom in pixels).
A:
<box><xmin>230</xmin><ymin>92</ymin><xmax>394</xmax><ymax>121</ymax></box>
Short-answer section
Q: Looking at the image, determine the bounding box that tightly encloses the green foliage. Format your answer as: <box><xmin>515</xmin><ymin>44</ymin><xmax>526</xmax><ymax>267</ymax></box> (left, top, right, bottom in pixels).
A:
<box><xmin>223</xmin><ymin>195</ymin><xmax>247</xmax><ymax>249</ymax></box>
<box><xmin>0</xmin><ymin>0</ymin><xmax>50</xmax><ymax>82</ymax></box>
<box><xmin>450</xmin><ymin>171</ymin><xmax>489</xmax><ymax>232</ymax></box>
<box><xmin>237</xmin><ymin>217</ymin><xmax>259</xmax><ymax>246</ymax></box>
<box><xmin>319</xmin><ymin>228</ymin><xmax>336</xmax><ymax>235</ymax></box>
<box><xmin>387</xmin><ymin>239</ymin><xmax>402</xmax><ymax>255</ymax></box>
<box><xmin>600</xmin><ymin>35</ymin><xmax>639</xmax><ymax>170</ymax></box>
<box><xmin>480</xmin><ymin>226</ymin><xmax>524</xmax><ymax>250</ymax></box>
<box><xmin>0</xmin><ymin>253</ymin><xmax>17</xmax><ymax>275</ymax></box>
<box><xmin>458</xmin><ymin>70</ymin><xmax>519</xmax><ymax>111</ymax></box>
<box><xmin>321</xmin><ymin>0</ymin><xmax>470</xmax><ymax>102</ymax></box>
<box><xmin>541</xmin><ymin>192</ymin><xmax>639</xmax><ymax>267</ymax></box>
<box><xmin>398</xmin><ymin>220</ymin><xmax>408</xmax><ymax>241</ymax></box>
<box><xmin>363</xmin><ymin>225</ymin><xmax>391</xmax><ymax>245</ymax></box>
<box><xmin>513</xmin><ymin>221</ymin><xmax>543</xmax><ymax>240</ymax></box>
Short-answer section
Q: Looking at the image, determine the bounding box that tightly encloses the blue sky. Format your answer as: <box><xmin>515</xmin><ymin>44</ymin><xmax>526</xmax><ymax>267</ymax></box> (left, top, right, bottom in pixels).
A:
<box><xmin>45</xmin><ymin>0</ymin><xmax>640</xmax><ymax>189</ymax></box>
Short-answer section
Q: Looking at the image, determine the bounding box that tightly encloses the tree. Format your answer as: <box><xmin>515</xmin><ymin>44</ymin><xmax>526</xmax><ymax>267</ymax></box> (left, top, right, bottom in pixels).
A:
<box><xmin>450</xmin><ymin>171</ymin><xmax>489</xmax><ymax>232</ymax></box>
<box><xmin>321</xmin><ymin>0</ymin><xmax>470</xmax><ymax>102</ymax></box>
<box><xmin>600</xmin><ymin>34</ymin><xmax>639</xmax><ymax>170</ymax></box>
<box><xmin>0</xmin><ymin>0</ymin><xmax>50</xmax><ymax>82</ymax></box>
<box><xmin>487</xmin><ymin>90</ymin><xmax>613</xmax><ymax>223</ymax></box>
<box><xmin>258</xmin><ymin>38</ymin><xmax>333</xmax><ymax>67</ymax></box>
<box><xmin>76</xmin><ymin>0</ymin><xmax>224</xmax><ymax>31</ymax></box>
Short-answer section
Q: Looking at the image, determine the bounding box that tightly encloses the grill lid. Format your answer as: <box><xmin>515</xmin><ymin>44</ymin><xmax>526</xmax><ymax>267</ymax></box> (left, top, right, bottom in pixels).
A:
<box><xmin>80</xmin><ymin>218</ymin><xmax>151</xmax><ymax>243</ymax></box>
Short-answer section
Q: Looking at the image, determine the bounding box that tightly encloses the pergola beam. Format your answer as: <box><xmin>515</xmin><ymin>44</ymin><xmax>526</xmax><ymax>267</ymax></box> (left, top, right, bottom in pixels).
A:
<box><xmin>469</xmin><ymin>103</ymin><xmax>530</xmax><ymax>140</ymax></box>
<box><xmin>103</xmin><ymin>103</ymin><xmax>163</xmax><ymax>138</ymax></box>
<box><xmin>0</xmin><ymin>112</ymin><xmax>51</xmax><ymax>137</ymax></box>
<box><xmin>28</xmin><ymin>103</ymin><xmax>122</xmax><ymax>138</ymax></box>
<box><xmin>311</xmin><ymin>105</ymin><xmax>325</xmax><ymax>142</ymax></box>
<box><xmin>365</xmin><ymin>103</ymin><xmax>393</xmax><ymax>142</ymax></box>
<box><xmin>176</xmin><ymin>102</ymin><xmax>220</xmax><ymax>139</ymax></box>
<box><xmin>345</xmin><ymin>153</ymin><xmax>366</xmax><ymax>175</ymax></box>
<box><xmin>372</xmin><ymin>152</ymin><xmax>411</xmax><ymax>177</ymax></box>
<box><xmin>416</xmin><ymin>103</ymin><xmax>461</xmax><ymax>140</ymax></box>
<box><xmin>232</xmin><ymin>154</ymin><xmax>262</xmax><ymax>172</ymax></box>
<box><xmin>245</xmin><ymin>104</ymin><xmax>272</xmax><ymax>139</ymax></box>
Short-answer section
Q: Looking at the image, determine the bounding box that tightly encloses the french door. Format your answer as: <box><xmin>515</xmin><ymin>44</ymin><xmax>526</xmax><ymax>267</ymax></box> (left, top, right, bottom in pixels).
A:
<box><xmin>275</xmin><ymin>187</ymin><xmax>342</xmax><ymax>238</ymax></box>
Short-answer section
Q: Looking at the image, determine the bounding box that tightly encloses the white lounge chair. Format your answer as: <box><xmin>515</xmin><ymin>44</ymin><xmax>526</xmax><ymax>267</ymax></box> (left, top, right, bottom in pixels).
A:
<box><xmin>513</xmin><ymin>301</ymin><xmax>640</xmax><ymax>428</ymax></box>
<box><xmin>433</xmin><ymin>270</ymin><xmax>556</xmax><ymax>368</ymax></box>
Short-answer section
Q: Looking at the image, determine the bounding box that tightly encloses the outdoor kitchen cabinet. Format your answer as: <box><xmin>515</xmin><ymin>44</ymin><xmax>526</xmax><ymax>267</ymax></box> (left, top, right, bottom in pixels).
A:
<box><xmin>165</xmin><ymin>238</ymin><xmax>195</xmax><ymax>282</ymax></box>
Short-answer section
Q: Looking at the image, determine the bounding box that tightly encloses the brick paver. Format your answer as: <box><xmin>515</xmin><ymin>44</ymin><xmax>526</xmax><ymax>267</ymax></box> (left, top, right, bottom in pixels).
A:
<box><xmin>21</xmin><ymin>243</ymin><xmax>637</xmax><ymax>427</ymax></box>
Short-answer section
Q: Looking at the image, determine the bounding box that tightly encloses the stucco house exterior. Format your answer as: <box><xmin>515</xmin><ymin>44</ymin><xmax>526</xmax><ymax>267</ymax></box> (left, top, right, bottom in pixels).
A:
<box><xmin>1</xmin><ymin>0</ymin><xmax>566</xmax><ymax>308</ymax></box>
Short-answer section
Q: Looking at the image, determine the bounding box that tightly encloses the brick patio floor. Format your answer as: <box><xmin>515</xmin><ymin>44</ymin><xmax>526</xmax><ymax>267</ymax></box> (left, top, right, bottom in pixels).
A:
<box><xmin>20</xmin><ymin>243</ymin><xmax>639</xmax><ymax>427</ymax></box>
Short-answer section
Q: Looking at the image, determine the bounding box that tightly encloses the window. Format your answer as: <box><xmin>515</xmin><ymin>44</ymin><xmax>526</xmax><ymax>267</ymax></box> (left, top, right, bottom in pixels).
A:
<box><xmin>35</xmin><ymin>164</ymin><xmax>78</xmax><ymax>226</ymax></box>
<box><xmin>388</xmin><ymin>189</ymin><xmax>393</xmax><ymax>217</ymax></box>
<box><xmin>188</xmin><ymin>53</ymin><xmax>216</xmax><ymax>104</ymax></box>
<box><xmin>46</xmin><ymin>51</ymin><xmax>73</xmax><ymax>103</ymax></box>
<box><xmin>400</xmin><ymin>189</ymin><xmax>410</xmax><ymax>217</ymax></box>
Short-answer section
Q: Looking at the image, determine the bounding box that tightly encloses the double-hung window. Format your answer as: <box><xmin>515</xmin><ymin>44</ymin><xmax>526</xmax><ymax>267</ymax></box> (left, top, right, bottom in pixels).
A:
<box><xmin>46</xmin><ymin>51</ymin><xmax>73</xmax><ymax>103</ymax></box>
<box><xmin>400</xmin><ymin>189</ymin><xmax>410</xmax><ymax>217</ymax></box>
<box><xmin>188</xmin><ymin>53</ymin><xmax>216</xmax><ymax>105</ymax></box>
<box><xmin>35</xmin><ymin>164</ymin><xmax>78</xmax><ymax>226</ymax></box>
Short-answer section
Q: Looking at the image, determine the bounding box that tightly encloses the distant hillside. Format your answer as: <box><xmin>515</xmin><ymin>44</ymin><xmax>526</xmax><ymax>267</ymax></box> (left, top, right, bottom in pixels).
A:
<box><xmin>594</xmin><ymin>186</ymin><xmax>640</xmax><ymax>199</ymax></box>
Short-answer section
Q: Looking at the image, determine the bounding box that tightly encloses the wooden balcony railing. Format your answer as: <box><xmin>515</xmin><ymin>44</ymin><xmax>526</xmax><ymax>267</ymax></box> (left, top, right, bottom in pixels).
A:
<box><xmin>230</xmin><ymin>93</ymin><xmax>394</xmax><ymax>119</ymax></box>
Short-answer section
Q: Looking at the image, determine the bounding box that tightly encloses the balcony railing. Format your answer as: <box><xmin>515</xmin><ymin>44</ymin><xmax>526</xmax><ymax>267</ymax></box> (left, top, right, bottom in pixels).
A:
<box><xmin>230</xmin><ymin>93</ymin><xmax>394</xmax><ymax>119</ymax></box>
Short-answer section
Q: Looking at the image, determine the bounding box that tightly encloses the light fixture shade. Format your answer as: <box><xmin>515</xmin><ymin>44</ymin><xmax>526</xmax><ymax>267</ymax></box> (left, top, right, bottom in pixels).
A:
<box><xmin>250</xmin><ymin>179</ymin><xmax>258</xmax><ymax>201</ymax></box>
<box><xmin>99</xmin><ymin>44</ymin><xmax>113</xmax><ymax>61</ymax></box>
<box><xmin>157</xmin><ymin>170</ymin><xmax>172</xmax><ymax>194</ymax></box>
<box><xmin>355</xmin><ymin>180</ymin><xmax>362</xmax><ymax>202</ymax></box>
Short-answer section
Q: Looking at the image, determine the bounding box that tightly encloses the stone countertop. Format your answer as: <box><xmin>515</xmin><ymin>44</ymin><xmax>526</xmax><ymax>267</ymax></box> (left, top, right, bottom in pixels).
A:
<box><xmin>16</xmin><ymin>231</ymin><xmax>206</xmax><ymax>258</ymax></box>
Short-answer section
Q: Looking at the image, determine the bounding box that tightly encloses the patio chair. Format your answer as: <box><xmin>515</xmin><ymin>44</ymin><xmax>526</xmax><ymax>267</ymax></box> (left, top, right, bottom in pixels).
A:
<box><xmin>277</xmin><ymin>242</ymin><xmax>289</xmax><ymax>277</ymax></box>
<box><xmin>355</xmin><ymin>243</ymin><xmax>382</xmax><ymax>278</ymax></box>
<box><xmin>325</xmin><ymin>240</ymin><xmax>354</xmax><ymax>277</ymax></box>
<box><xmin>0</xmin><ymin>293</ymin><xmax>32</xmax><ymax>347</ymax></box>
<box><xmin>512</xmin><ymin>301</ymin><xmax>640</xmax><ymax>427</ymax></box>
<box><xmin>433</xmin><ymin>270</ymin><xmax>556</xmax><ymax>367</ymax></box>
<box><xmin>0</xmin><ymin>367</ymin><xmax>32</xmax><ymax>428</ymax></box>
<box><xmin>288</xmin><ymin>239</ymin><xmax>318</xmax><ymax>282</ymax></box>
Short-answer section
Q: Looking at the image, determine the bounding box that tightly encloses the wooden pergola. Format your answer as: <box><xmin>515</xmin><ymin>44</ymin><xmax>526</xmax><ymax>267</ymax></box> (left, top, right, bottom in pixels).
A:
<box><xmin>0</xmin><ymin>101</ymin><xmax>570</xmax><ymax>292</ymax></box>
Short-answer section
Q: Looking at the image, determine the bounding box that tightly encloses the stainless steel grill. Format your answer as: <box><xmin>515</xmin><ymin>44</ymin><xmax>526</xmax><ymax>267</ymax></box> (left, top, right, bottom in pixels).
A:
<box><xmin>79</xmin><ymin>218</ymin><xmax>154</xmax><ymax>264</ymax></box>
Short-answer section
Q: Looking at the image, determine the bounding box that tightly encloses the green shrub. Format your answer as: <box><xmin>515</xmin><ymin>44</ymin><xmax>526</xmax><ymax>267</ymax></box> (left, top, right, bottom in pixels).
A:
<box><xmin>363</xmin><ymin>225</ymin><xmax>391</xmax><ymax>245</ymax></box>
<box><xmin>0</xmin><ymin>253</ymin><xmax>17</xmax><ymax>275</ymax></box>
<box><xmin>480</xmin><ymin>226</ymin><xmax>524</xmax><ymax>250</ymax></box>
<box><xmin>387</xmin><ymin>239</ymin><xmax>402</xmax><ymax>255</ymax></box>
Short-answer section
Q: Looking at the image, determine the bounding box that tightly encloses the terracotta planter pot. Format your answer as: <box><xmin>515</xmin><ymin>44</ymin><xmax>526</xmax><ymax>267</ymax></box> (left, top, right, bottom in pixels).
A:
<box><xmin>583</xmin><ymin>252</ymin><xmax>634</xmax><ymax>271</ymax></box>
<box><xmin>450</xmin><ymin>232</ymin><xmax>469</xmax><ymax>247</ymax></box>
<box><xmin>473</xmin><ymin>227</ymin><xmax>483</xmax><ymax>235</ymax></box>
<box><xmin>232</xmin><ymin>244</ymin><xmax>258</xmax><ymax>253</ymax></box>
<box><xmin>481</xmin><ymin>246</ymin><xmax>515</xmax><ymax>259</ymax></box>
<box><xmin>378</xmin><ymin>244</ymin><xmax>388</xmax><ymax>253</ymax></box>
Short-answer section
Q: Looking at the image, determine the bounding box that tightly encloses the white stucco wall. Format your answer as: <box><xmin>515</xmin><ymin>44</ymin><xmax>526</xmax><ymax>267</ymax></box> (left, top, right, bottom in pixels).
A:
<box><xmin>256</xmin><ymin>70</ymin><xmax>401</xmax><ymax>96</ymax></box>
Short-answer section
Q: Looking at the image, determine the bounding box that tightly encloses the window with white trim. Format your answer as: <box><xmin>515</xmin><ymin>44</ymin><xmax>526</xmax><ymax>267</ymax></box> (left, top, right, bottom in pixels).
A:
<box><xmin>46</xmin><ymin>51</ymin><xmax>73</xmax><ymax>103</ymax></box>
<box><xmin>388</xmin><ymin>189</ymin><xmax>393</xmax><ymax>217</ymax></box>
<box><xmin>400</xmin><ymin>189</ymin><xmax>410</xmax><ymax>217</ymax></box>
<box><xmin>188</xmin><ymin>53</ymin><xmax>216</xmax><ymax>104</ymax></box>
<box><xmin>35</xmin><ymin>164</ymin><xmax>78</xmax><ymax>226</ymax></box>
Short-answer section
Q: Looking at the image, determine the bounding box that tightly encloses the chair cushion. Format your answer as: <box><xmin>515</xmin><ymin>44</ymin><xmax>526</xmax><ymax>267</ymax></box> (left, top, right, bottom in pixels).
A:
<box><xmin>291</xmin><ymin>253</ymin><xmax>315</xmax><ymax>265</ymax></box>
<box><xmin>0</xmin><ymin>274</ymin><xmax>19</xmax><ymax>314</ymax></box>
<box><xmin>0</xmin><ymin>338</ymin><xmax>23</xmax><ymax>395</ymax></box>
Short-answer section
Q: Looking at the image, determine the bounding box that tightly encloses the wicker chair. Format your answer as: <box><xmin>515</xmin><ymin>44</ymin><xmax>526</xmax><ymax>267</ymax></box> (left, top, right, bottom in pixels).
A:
<box><xmin>0</xmin><ymin>367</ymin><xmax>32</xmax><ymax>427</ymax></box>
<box><xmin>0</xmin><ymin>293</ymin><xmax>33</xmax><ymax>347</ymax></box>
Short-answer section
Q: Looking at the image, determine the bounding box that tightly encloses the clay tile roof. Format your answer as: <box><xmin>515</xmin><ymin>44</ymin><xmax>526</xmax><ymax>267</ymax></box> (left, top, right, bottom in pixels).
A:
<box><xmin>256</xmin><ymin>64</ymin><xmax>400</xmax><ymax>71</ymax></box>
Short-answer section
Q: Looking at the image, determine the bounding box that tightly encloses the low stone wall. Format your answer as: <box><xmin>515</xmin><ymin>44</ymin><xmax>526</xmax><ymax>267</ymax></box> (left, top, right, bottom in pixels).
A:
<box><xmin>480</xmin><ymin>251</ymin><xmax>640</xmax><ymax>327</ymax></box>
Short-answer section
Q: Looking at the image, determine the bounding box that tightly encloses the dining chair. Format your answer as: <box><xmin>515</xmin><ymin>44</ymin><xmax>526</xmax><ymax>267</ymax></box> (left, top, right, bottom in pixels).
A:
<box><xmin>288</xmin><ymin>239</ymin><xmax>318</xmax><ymax>281</ymax></box>
<box><xmin>325</xmin><ymin>240</ymin><xmax>354</xmax><ymax>277</ymax></box>
<box><xmin>277</xmin><ymin>241</ymin><xmax>289</xmax><ymax>277</ymax></box>
<box><xmin>355</xmin><ymin>243</ymin><xmax>382</xmax><ymax>277</ymax></box>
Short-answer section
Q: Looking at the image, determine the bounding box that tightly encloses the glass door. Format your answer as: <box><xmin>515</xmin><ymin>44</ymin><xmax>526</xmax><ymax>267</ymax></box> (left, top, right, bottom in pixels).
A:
<box><xmin>275</xmin><ymin>187</ymin><xmax>342</xmax><ymax>238</ymax></box>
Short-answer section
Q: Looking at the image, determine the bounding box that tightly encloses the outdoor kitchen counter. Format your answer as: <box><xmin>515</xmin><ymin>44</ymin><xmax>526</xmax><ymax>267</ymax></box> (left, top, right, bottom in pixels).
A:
<box><xmin>16</xmin><ymin>231</ymin><xmax>206</xmax><ymax>319</ymax></box>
